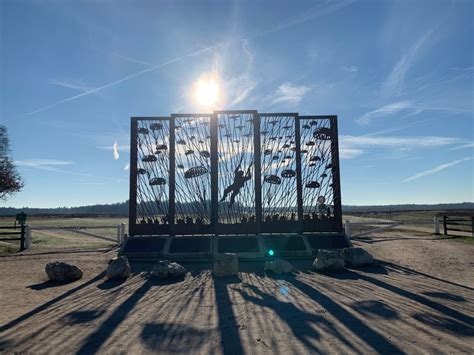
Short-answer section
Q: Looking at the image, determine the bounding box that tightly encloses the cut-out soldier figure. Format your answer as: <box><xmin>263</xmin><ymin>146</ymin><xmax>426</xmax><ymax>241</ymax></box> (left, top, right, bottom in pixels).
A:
<box><xmin>220</xmin><ymin>161</ymin><xmax>252</xmax><ymax>207</ymax></box>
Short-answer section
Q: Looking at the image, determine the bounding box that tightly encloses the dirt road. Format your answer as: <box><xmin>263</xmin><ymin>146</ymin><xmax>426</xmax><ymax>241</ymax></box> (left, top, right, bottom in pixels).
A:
<box><xmin>1</xmin><ymin>231</ymin><xmax>473</xmax><ymax>354</ymax></box>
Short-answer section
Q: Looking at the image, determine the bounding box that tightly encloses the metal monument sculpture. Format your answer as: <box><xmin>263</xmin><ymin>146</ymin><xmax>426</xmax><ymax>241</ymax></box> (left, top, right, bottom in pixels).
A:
<box><xmin>129</xmin><ymin>110</ymin><xmax>342</xmax><ymax>237</ymax></box>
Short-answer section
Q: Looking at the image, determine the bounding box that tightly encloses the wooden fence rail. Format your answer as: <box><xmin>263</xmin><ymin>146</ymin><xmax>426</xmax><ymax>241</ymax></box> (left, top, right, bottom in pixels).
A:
<box><xmin>0</xmin><ymin>225</ymin><xmax>26</xmax><ymax>251</ymax></box>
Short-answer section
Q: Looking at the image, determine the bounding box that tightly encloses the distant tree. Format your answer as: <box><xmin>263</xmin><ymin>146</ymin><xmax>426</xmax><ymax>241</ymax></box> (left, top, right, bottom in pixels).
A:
<box><xmin>0</xmin><ymin>125</ymin><xmax>24</xmax><ymax>200</ymax></box>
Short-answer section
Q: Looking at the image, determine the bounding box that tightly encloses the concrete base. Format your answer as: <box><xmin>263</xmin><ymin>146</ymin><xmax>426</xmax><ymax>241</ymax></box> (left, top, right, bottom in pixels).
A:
<box><xmin>121</xmin><ymin>233</ymin><xmax>352</xmax><ymax>260</ymax></box>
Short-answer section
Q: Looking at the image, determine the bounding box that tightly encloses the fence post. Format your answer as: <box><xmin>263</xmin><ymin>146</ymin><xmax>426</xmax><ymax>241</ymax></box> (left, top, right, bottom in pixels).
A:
<box><xmin>443</xmin><ymin>216</ymin><xmax>447</xmax><ymax>235</ymax></box>
<box><xmin>344</xmin><ymin>220</ymin><xmax>351</xmax><ymax>238</ymax></box>
<box><xmin>25</xmin><ymin>224</ymin><xmax>32</xmax><ymax>249</ymax></box>
<box><xmin>20</xmin><ymin>225</ymin><xmax>26</xmax><ymax>251</ymax></box>
<box><xmin>120</xmin><ymin>223</ymin><xmax>126</xmax><ymax>244</ymax></box>
<box><xmin>433</xmin><ymin>217</ymin><xmax>440</xmax><ymax>235</ymax></box>
<box><xmin>116</xmin><ymin>224</ymin><xmax>122</xmax><ymax>244</ymax></box>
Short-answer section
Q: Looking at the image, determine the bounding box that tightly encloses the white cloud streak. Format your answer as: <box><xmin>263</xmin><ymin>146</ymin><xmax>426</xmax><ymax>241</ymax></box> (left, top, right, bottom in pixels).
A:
<box><xmin>124</xmin><ymin>163</ymin><xmax>130</xmax><ymax>171</ymax></box>
<box><xmin>356</xmin><ymin>101</ymin><xmax>414</xmax><ymax>125</ymax></box>
<box><xmin>383</xmin><ymin>29</ymin><xmax>434</xmax><ymax>95</ymax></box>
<box><xmin>113</xmin><ymin>141</ymin><xmax>120</xmax><ymax>160</ymax></box>
<box><xmin>403</xmin><ymin>157</ymin><xmax>473</xmax><ymax>182</ymax></box>
<box><xmin>342</xmin><ymin>65</ymin><xmax>358</xmax><ymax>73</ymax></box>
<box><xmin>15</xmin><ymin>159</ymin><xmax>73</xmax><ymax>167</ymax></box>
<box><xmin>110</xmin><ymin>52</ymin><xmax>151</xmax><ymax>66</ymax></box>
<box><xmin>449</xmin><ymin>142</ymin><xmax>474</xmax><ymax>151</ymax></box>
<box><xmin>340</xmin><ymin>135</ymin><xmax>460</xmax><ymax>148</ymax></box>
<box><xmin>269</xmin><ymin>83</ymin><xmax>311</xmax><ymax>105</ymax></box>
<box><xmin>48</xmin><ymin>79</ymin><xmax>93</xmax><ymax>93</ymax></box>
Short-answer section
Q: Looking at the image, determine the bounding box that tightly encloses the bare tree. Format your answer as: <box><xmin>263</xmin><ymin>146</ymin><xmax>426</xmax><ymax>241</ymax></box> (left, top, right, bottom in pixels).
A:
<box><xmin>0</xmin><ymin>125</ymin><xmax>24</xmax><ymax>200</ymax></box>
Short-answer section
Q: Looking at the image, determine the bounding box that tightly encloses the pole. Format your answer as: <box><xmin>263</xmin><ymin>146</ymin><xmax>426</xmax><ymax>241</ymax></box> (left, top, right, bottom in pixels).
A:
<box><xmin>433</xmin><ymin>217</ymin><xmax>440</xmax><ymax>235</ymax></box>
<box><xmin>20</xmin><ymin>225</ymin><xmax>26</xmax><ymax>251</ymax></box>
<box><xmin>443</xmin><ymin>216</ymin><xmax>447</xmax><ymax>235</ymax></box>
<box><xmin>344</xmin><ymin>220</ymin><xmax>351</xmax><ymax>238</ymax></box>
<box><xmin>25</xmin><ymin>224</ymin><xmax>32</xmax><ymax>249</ymax></box>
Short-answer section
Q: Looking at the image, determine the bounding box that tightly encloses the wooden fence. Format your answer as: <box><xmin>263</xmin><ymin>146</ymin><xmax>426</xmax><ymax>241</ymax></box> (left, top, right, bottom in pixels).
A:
<box><xmin>0</xmin><ymin>225</ymin><xmax>26</xmax><ymax>251</ymax></box>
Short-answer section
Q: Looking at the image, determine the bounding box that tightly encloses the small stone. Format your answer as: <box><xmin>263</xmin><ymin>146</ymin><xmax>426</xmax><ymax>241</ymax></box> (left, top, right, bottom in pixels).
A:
<box><xmin>45</xmin><ymin>261</ymin><xmax>83</xmax><ymax>282</ymax></box>
<box><xmin>152</xmin><ymin>260</ymin><xmax>186</xmax><ymax>279</ymax></box>
<box><xmin>342</xmin><ymin>247</ymin><xmax>374</xmax><ymax>266</ymax></box>
<box><xmin>213</xmin><ymin>253</ymin><xmax>238</xmax><ymax>277</ymax></box>
<box><xmin>264</xmin><ymin>258</ymin><xmax>294</xmax><ymax>274</ymax></box>
<box><xmin>312</xmin><ymin>249</ymin><xmax>345</xmax><ymax>271</ymax></box>
<box><xmin>106</xmin><ymin>256</ymin><xmax>131</xmax><ymax>280</ymax></box>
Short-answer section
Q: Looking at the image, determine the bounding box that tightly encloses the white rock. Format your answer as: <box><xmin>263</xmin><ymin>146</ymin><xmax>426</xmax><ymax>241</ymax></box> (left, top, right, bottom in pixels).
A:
<box><xmin>264</xmin><ymin>258</ymin><xmax>294</xmax><ymax>274</ymax></box>
<box><xmin>342</xmin><ymin>247</ymin><xmax>374</xmax><ymax>266</ymax></box>
<box><xmin>45</xmin><ymin>261</ymin><xmax>83</xmax><ymax>282</ymax></box>
<box><xmin>106</xmin><ymin>256</ymin><xmax>131</xmax><ymax>280</ymax></box>
<box><xmin>213</xmin><ymin>253</ymin><xmax>238</xmax><ymax>277</ymax></box>
<box><xmin>153</xmin><ymin>260</ymin><xmax>186</xmax><ymax>279</ymax></box>
<box><xmin>312</xmin><ymin>249</ymin><xmax>345</xmax><ymax>271</ymax></box>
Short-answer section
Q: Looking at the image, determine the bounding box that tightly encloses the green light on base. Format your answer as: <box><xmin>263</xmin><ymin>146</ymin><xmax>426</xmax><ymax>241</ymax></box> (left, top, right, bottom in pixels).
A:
<box><xmin>268</xmin><ymin>249</ymin><xmax>274</xmax><ymax>256</ymax></box>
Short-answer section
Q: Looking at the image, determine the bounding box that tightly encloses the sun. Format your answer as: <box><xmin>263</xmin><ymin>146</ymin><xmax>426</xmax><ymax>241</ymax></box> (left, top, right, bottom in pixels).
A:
<box><xmin>193</xmin><ymin>72</ymin><xmax>220</xmax><ymax>108</ymax></box>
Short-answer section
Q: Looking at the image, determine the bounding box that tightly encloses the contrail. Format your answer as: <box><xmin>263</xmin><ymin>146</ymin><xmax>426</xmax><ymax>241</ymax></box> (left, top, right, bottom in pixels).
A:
<box><xmin>110</xmin><ymin>52</ymin><xmax>152</xmax><ymax>66</ymax></box>
<box><xmin>27</xmin><ymin>44</ymin><xmax>223</xmax><ymax>115</ymax></box>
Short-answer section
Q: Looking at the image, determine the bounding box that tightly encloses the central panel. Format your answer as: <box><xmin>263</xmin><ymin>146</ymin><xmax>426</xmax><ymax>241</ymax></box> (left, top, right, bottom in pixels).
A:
<box><xmin>172</xmin><ymin>114</ymin><xmax>213</xmax><ymax>234</ymax></box>
<box><xmin>216</xmin><ymin>111</ymin><xmax>259</xmax><ymax>234</ymax></box>
<box><xmin>260</xmin><ymin>113</ymin><xmax>301</xmax><ymax>233</ymax></box>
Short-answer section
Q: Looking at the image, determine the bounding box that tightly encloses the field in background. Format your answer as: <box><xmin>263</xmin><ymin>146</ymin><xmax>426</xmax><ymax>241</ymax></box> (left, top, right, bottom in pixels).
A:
<box><xmin>1</xmin><ymin>210</ymin><xmax>472</xmax><ymax>256</ymax></box>
<box><xmin>0</xmin><ymin>216</ymin><xmax>125</xmax><ymax>255</ymax></box>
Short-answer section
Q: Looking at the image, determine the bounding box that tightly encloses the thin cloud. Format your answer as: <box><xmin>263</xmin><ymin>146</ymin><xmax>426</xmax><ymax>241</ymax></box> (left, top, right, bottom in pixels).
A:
<box><xmin>254</xmin><ymin>0</ymin><xmax>356</xmax><ymax>38</ymax></box>
<box><xmin>269</xmin><ymin>83</ymin><xmax>311</xmax><ymax>106</ymax></box>
<box><xmin>15</xmin><ymin>159</ymin><xmax>73</xmax><ymax>167</ymax></box>
<box><xmin>356</xmin><ymin>101</ymin><xmax>413</xmax><ymax>125</ymax></box>
<box><xmin>340</xmin><ymin>135</ymin><xmax>460</xmax><ymax>148</ymax></box>
<box><xmin>403</xmin><ymin>157</ymin><xmax>473</xmax><ymax>182</ymax></box>
<box><xmin>124</xmin><ymin>163</ymin><xmax>130</xmax><ymax>171</ymax></box>
<box><xmin>227</xmin><ymin>76</ymin><xmax>258</xmax><ymax>107</ymax></box>
<box><xmin>383</xmin><ymin>29</ymin><xmax>434</xmax><ymax>95</ymax></box>
<box><xmin>339</xmin><ymin>147</ymin><xmax>364</xmax><ymax>159</ymax></box>
<box><xmin>449</xmin><ymin>142</ymin><xmax>474</xmax><ymax>151</ymax></box>
<box><xmin>48</xmin><ymin>79</ymin><xmax>93</xmax><ymax>93</ymax></box>
<box><xmin>342</xmin><ymin>65</ymin><xmax>358</xmax><ymax>73</ymax></box>
<box><xmin>15</xmin><ymin>159</ymin><xmax>117</xmax><ymax>181</ymax></box>
<box><xmin>110</xmin><ymin>52</ymin><xmax>151</xmax><ymax>66</ymax></box>
<box><xmin>113</xmin><ymin>141</ymin><xmax>120</xmax><ymax>160</ymax></box>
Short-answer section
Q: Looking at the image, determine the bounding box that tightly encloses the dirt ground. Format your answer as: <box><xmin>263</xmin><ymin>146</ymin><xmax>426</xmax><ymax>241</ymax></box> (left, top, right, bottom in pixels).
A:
<box><xmin>1</xmin><ymin>230</ymin><xmax>473</xmax><ymax>354</ymax></box>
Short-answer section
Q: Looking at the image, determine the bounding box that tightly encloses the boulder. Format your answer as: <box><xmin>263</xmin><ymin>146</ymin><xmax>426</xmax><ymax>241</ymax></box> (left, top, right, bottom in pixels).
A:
<box><xmin>106</xmin><ymin>256</ymin><xmax>131</xmax><ymax>280</ymax></box>
<box><xmin>342</xmin><ymin>247</ymin><xmax>374</xmax><ymax>266</ymax></box>
<box><xmin>152</xmin><ymin>260</ymin><xmax>186</xmax><ymax>280</ymax></box>
<box><xmin>213</xmin><ymin>253</ymin><xmax>238</xmax><ymax>277</ymax></box>
<box><xmin>45</xmin><ymin>261</ymin><xmax>83</xmax><ymax>282</ymax></box>
<box><xmin>312</xmin><ymin>249</ymin><xmax>345</xmax><ymax>271</ymax></box>
<box><xmin>264</xmin><ymin>258</ymin><xmax>294</xmax><ymax>274</ymax></box>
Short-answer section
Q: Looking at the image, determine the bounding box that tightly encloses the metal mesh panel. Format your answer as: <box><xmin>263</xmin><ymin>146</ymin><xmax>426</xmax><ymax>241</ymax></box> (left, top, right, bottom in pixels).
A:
<box><xmin>260</xmin><ymin>114</ymin><xmax>298</xmax><ymax>223</ymax></box>
<box><xmin>135</xmin><ymin>118</ymin><xmax>170</xmax><ymax>226</ymax></box>
<box><xmin>299</xmin><ymin>117</ymin><xmax>336</xmax><ymax>221</ymax></box>
<box><xmin>216</xmin><ymin>112</ymin><xmax>256</xmax><ymax>225</ymax></box>
<box><xmin>173</xmin><ymin>115</ymin><xmax>212</xmax><ymax>226</ymax></box>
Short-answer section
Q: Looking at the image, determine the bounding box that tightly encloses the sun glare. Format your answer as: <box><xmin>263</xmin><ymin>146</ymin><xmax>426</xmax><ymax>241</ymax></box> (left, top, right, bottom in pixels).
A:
<box><xmin>193</xmin><ymin>72</ymin><xmax>220</xmax><ymax>108</ymax></box>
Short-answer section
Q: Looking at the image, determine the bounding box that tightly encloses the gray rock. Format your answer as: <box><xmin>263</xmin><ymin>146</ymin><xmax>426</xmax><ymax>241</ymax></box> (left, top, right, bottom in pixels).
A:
<box><xmin>264</xmin><ymin>258</ymin><xmax>294</xmax><ymax>274</ymax></box>
<box><xmin>213</xmin><ymin>253</ymin><xmax>238</xmax><ymax>277</ymax></box>
<box><xmin>45</xmin><ymin>261</ymin><xmax>83</xmax><ymax>282</ymax></box>
<box><xmin>152</xmin><ymin>260</ymin><xmax>186</xmax><ymax>279</ymax></box>
<box><xmin>312</xmin><ymin>249</ymin><xmax>345</xmax><ymax>271</ymax></box>
<box><xmin>342</xmin><ymin>247</ymin><xmax>374</xmax><ymax>266</ymax></box>
<box><xmin>106</xmin><ymin>256</ymin><xmax>131</xmax><ymax>280</ymax></box>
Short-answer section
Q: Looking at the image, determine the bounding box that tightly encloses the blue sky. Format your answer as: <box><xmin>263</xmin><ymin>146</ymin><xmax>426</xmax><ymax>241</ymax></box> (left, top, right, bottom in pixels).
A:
<box><xmin>1</xmin><ymin>0</ymin><xmax>473</xmax><ymax>208</ymax></box>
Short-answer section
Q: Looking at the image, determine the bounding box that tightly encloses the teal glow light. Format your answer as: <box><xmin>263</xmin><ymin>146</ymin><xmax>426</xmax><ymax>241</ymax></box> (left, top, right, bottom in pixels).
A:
<box><xmin>268</xmin><ymin>249</ymin><xmax>274</xmax><ymax>256</ymax></box>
